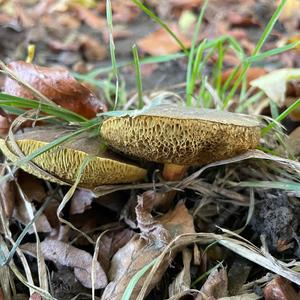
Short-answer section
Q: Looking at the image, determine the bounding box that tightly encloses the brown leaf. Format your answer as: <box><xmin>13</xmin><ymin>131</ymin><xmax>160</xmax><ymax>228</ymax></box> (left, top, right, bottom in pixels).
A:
<box><xmin>79</xmin><ymin>34</ymin><xmax>107</xmax><ymax>61</ymax></box>
<box><xmin>111</xmin><ymin>0</ymin><xmax>141</xmax><ymax>23</ymax></box>
<box><xmin>102</xmin><ymin>197</ymin><xmax>195</xmax><ymax>299</ymax></box>
<box><xmin>29</xmin><ymin>292</ymin><xmax>42</xmax><ymax>300</ymax></box>
<box><xmin>0</xmin><ymin>114</ymin><xmax>11</xmax><ymax>136</ymax></box>
<box><xmin>159</xmin><ymin>201</ymin><xmax>196</xmax><ymax>238</ymax></box>
<box><xmin>17</xmin><ymin>172</ymin><xmax>46</xmax><ymax>203</ymax></box>
<box><xmin>13</xmin><ymin>194</ymin><xmax>52</xmax><ymax>233</ymax></box>
<box><xmin>264</xmin><ymin>276</ymin><xmax>300</xmax><ymax>300</ymax></box>
<box><xmin>138</xmin><ymin>24</ymin><xmax>191</xmax><ymax>56</ymax></box>
<box><xmin>4</xmin><ymin>61</ymin><xmax>106</xmax><ymax>119</ymax></box>
<box><xmin>196</xmin><ymin>268</ymin><xmax>228</xmax><ymax>300</ymax></box>
<box><xmin>0</xmin><ymin>168</ymin><xmax>16</xmax><ymax>218</ymax></box>
<box><xmin>221</xmin><ymin>67</ymin><xmax>267</xmax><ymax>89</ymax></box>
<box><xmin>22</xmin><ymin>239</ymin><xmax>107</xmax><ymax>289</ymax></box>
<box><xmin>227</xmin><ymin>11</ymin><xmax>259</xmax><ymax>27</ymax></box>
<box><xmin>102</xmin><ymin>234</ymin><xmax>171</xmax><ymax>300</ymax></box>
<box><xmin>279</xmin><ymin>0</ymin><xmax>300</xmax><ymax>32</ymax></box>
<box><xmin>69</xmin><ymin>189</ymin><xmax>94</xmax><ymax>215</ymax></box>
<box><xmin>13</xmin><ymin>193</ymin><xmax>52</xmax><ymax>233</ymax></box>
<box><xmin>70</xmin><ymin>3</ymin><xmax>106</xmax><ymax>31</ymax></box>
<box><xmin>168</xmin><ymin>249</ymin><xmax>192</xmax><ymax>297</ymax></box>
<box><xmin>97</xmin><ymin>229</ymin><xmax>134</xmax><ymax>273</ymax></box>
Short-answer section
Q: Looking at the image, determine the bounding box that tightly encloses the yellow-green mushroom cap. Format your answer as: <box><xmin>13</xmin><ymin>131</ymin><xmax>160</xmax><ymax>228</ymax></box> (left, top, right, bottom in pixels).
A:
<box><xmin>0</xmin><ymin>127</ymin><xmax>146</xmax><ymax>188</ymax></box>
<box><xmin>100</xmin><ymin>104</ymin><xmax>261</xmax><ymax>165</ymax></box>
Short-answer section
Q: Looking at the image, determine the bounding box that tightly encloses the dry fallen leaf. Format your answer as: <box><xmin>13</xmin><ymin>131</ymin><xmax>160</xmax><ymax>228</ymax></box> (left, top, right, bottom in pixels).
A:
<box><xmin>22</xmin><ymin>239</ymin><xmax>107</xmax><ymax>289</ymax></box>
<box><xmin>221</xmin><ymin>67</ymin><xmax>267</xmax><ymax>89</ymax></box>
<box><xmin>70</xmin><ymin>3</ymin><xmax>106</xmax><ymax>31</ymax></box>
<box><xmin>13</xmin><ymin>194</ymin><xmax>52</xmax><ymax>234</ymax></box>
<box><xmin>111</xmin><ymin>0</ymin><xmax>141</xmax><ymax>23</ymax></box>
<box><xmin>4</xmin><ymin>61</ymin><xmax>106</xmax><ymax>119</ymax></box>
<box><xmin>250</xmin><ymin>68</ymin><xmax>300</xmax><ymax>106</ymax></box>
<box><xmin>102</xmin><ymin>198</ymin><xmax>195</xmax><ymax>300</ymax></box>
<box><xmin>97</xmin><ymin>229</ymin><xmax>134</xmax><ymax>273</ymax></box>
<box><xmin>69</xmin><ymin>189</ymin><xmax>94</xmax><ymax>215</ymax></box>
<box><xmin>279</xmin><ymin>0</ymin><xmax>300</xmax><ymax>32</ymax></box>
<box><xmin>17</xmin><ymin>172</ymin><xmax>46</xmax><ymax>203</ymax></box>
<box><xmin>79</xmin><ymin>34</ymin><xmax>107</xmax><ymax>61</ymax></box>
<box><xmin>168</xmin><ymin>248</ymin><xmax>192</xmax><ymax>297</ymax></box>
<box><xmin>0</xmin><ymin>168</ymin><xmax>16</xmax><ymax>218</ymax></box>
<box><xmin>138</xmin><ymin>24</ymin><xmax>191</xmax><ymax>56</ymax></box>
<box><xmin>264</xmin><ymin>276</ymin><xmax>300</xmax><ymax>300</ymax></box>
<box><xmin>196</xmin><ymin>268</ymin><xmax>228</xmax><ymax>300</ymax></box>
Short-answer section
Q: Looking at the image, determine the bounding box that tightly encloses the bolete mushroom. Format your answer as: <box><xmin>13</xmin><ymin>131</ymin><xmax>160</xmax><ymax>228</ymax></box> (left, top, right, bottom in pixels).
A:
<box><xmin>0</xmin><ymin>127</ymin><xmax>147</xmax><ymax>188</ymax></box>
<box><xmin>100</xmin><ymin>104</ymin><xmax>261</xmax><ymax>204</ymax></box>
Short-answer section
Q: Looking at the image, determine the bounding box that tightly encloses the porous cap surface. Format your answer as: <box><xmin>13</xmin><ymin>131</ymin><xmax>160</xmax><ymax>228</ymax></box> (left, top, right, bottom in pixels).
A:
<box><xmin>100</xmin><ymin>104</ymin><xmax>261</xmax><ymax>165</ymax></box>
<box><xmin>0</xmin><ymin>127</ymin><xmax>146</xmax><ymax>188</ymax></box>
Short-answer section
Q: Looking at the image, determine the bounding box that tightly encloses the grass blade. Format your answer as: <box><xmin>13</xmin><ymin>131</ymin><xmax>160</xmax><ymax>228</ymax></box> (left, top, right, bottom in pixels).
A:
<box><xmin>186</xmin><ymin>0</ymin><xmax>208</xmax><ymax>106</ymax></box>
<box><xmin>0</xmin><ymin>93</ymin><xmax>87</xmax><ymax>123</ymax></box>
<box><xmin>131</xmin><ymin>0</ymin><xmax>189</xmax><ymax>55</ymax></box>
<box><xmin>132</xmin><ymin>44</ymin><xmax>143</xmax><ymax>109</ymax></box>
<box><xmin>223</xmin><ymin>0</ymin><xmax>288</xmax><ymax>109</ymax></box>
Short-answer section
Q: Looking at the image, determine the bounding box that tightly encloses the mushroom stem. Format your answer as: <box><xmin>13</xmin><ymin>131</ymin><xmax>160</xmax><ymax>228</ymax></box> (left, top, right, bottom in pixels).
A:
<box><xmin>162</xmin><ymin>163</ymin><xmax>188</xmax><ymax>181</ymax></box>
<box><xmin>159</xmin><ymin>163</ymin><xmax>188</xmax><ymax>211</ymax></box>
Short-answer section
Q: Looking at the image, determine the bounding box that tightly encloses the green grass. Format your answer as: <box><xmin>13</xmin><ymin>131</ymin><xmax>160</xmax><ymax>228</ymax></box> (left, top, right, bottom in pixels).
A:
<box><xmin>132</xmin><ymin>44</ymin><xmax>143</xmax><ymax>109</ymax></box>
<box><xmin>1</xmin><ymin>0</ymin><xmax>300</xmax><ymax>298</ymax></box>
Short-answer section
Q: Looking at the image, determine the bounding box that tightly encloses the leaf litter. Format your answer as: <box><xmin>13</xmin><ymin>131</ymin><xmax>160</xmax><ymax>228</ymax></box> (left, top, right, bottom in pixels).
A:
<box><xmin>2</xmin><ymin>0</ymin><xmax>300</xmax><ymax>299</ymax></box>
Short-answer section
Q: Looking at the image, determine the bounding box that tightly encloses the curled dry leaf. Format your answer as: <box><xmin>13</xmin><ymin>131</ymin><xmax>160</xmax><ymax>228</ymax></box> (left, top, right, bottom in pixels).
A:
<box><xmin>79</xmin><ymin>34</ymin><xmax>107</xmax><ymax>61</ymax></box>
<box><xmin>17</xmin><ymin>172</ymin><xmax>46</xmax><ymax>203</ymax></box>
<box><xmin>4</xmin><ymin>61</ymin><xmax>106</xmax><ymax>119</ymax></box>
<box><xmin>13</xmin><ymin>194</ymin><xmax>52</xmax><ymax>234</ymax></box>
<box><xmin>111</xmin><ymin>0</ymin><xmax>141</xmax><ymax>23</ymax></box>
<box><xmin>250</xmin><ymin>68</ymin><xmax>300</xmax><ymax>107</ymax></box>
<box><xmin>22</xmin><ymin>239</ymin><xmax>107</xmax><ymax>289</ymax></box>
<box><xmin>29</xmin><ymin>292</ymin><xmax>42</xmax><ymax>300</ymax></box>
<box><xmin>102</xmin><ymin>198</ymin><xmax>195</xmax><ymax>300</ymax></box>
<box><xmin>196</xmin><ymin>268</ymin><xmax>228</xmax><ymax>300</ymax></box>
<box><xmin>138</xmin><ymin>24</ymin><xmax>191</xmax><ymax>56</ymax></box>
<box><xmin>97</xmin><ymin>229</ymin><xmax>134</xmax><ymax>273</ymax></box>
<box><xmin>69</xmin><ymin>189</ymin><xmax>94</xmax><ymax>215</ymax></box>
<box><xmin>168</xmin><ymin>249</ymin><xmax>192</xmax><ymax>297</ymax></box>
<box><xmin>70</xmin><ymin>3</ymin><xmax>106</xmax><ymax>31</ymax></box>
<box><xmin>0</xmin><ymin>167</ymin><xmax>16</xmax><ymax>218</ymax></box>
<box><xmin>264</xmin><ymin>276</ymin><xmax>300</xmax><ymax>300</ymax></box>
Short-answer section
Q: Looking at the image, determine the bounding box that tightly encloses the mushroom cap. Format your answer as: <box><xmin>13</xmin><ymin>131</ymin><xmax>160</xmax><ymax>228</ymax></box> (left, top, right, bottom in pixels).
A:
<box><xmin>100</xmin><ymin>104</ymin><xmax>261</xmax><ymax>165</ymax></box>
<box><xmin>0</xmin><ymin>127</ymin><xmax>146</xmax><ymax>188</ymax></box>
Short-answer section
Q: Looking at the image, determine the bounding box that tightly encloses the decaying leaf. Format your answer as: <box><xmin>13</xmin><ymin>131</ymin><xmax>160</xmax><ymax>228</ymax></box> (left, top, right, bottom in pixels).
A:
<box><xmin>102</xmin><ymin>198</ymin><xmax>195</xmax><ymax>300</ymax></box>
<box><xmin>138</xmin><ymin>24</ymin><xmax>191</xmax><ymax>56</ymax></box>
<box><xmin>4</xmin><ymin>61</ymin><xmax>106</xmax><ymax>119</ymax></box>
<box><xmin>196</xmin><ymin>268</ymin><xmax>228</xmax><ymax>300</ymax></box>
<box><xmin>264</xmin><ymin>276</ymin><xmax>299</xmax><ymax>300</ymax></box>
<box><xmin>97</xmin><ymin>229</ymin><xmax>135</xmax><ymax>273</ymax></box>
<box><xmin>22</xmin><ymin>239</ymin><xmax>107</xmax><ymax>289</ymax></box>
<box><xmin>250</xmin><ymin>68</ymin><xmax>300</xmax><ymax>106</ymax></box>
<box><xmin>0</xmin><ymin>170</ymin><xmax>16</xmax><ymax>218</ymax></box>
<box><xmin>168</xmin><ymin>249</ymin><xmax>192</xmax><ymax>297</ymax></box>
<box><xmin>222</xmin><ymin>67</ymin><xmax>267</xmax><ymax>89</ymax></box>
<box><xmin>70</xmin><ymin>3</ymin><xmax>106</xmax><ymax>31</ymax></box>
<box><xmin>69</xmin><ymin>189</ymin><xmax>94</xmax><ymax>215</ymax></box>
<box><xmin>219</xmin><ymin>294</ymin><xmax>260</xmax><ymax>300</ymax></box>
<box><xmin>13</xmin><ymin>193</ymin><xmax>52</xmax><ymax>233</ymax></box>
<box><xmin>17</xmin><ymin>172</ymin><xmax>46</xmax><ymax>203</ymax></box>
<box><xmin>79</xmin><ymin>34</ymin><xmax>107</xmax><ymax>61</ymax></box>
<box><xmin>111</xmin><ymin>0</ymin><xmax>141</xmax><ymax>23</ymax></box>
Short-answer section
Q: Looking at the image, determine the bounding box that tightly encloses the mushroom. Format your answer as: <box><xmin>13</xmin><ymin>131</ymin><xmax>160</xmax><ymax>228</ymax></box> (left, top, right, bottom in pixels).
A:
<box><xmin>100</xmin><ymin>103</ymin><xmax>261</xmax><ymax>205</ymax></box>
<box><xmin>0</xmin><ymin>127</ymin><xmax>147</xmax><ymax>189</ymax></box>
